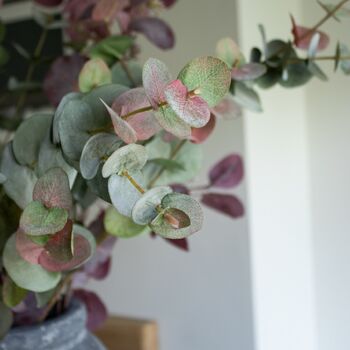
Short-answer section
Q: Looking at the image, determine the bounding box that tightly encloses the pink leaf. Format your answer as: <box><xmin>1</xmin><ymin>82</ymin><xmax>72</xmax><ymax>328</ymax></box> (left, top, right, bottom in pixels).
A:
<box><xmin>33</xmin><ymin>168</ymin><xmax>73</xmax><ymax>212</ymax></box>
<box><xmin>43</xmin><ymin>54</ymin><xmax>87</xmax><ymax>106</ymax></box>
<box><xmin>64</xmin><ymin>0</ymin><xmax>97</xmax><ymax>20</ymax></box>
<box><xmin>100</xmin><ymin>99</ymin><xmax>137</xmax><ymax>144</ymax></box>
<box><xmin>112</xmin><ymin>88</ymin><xmax>161</xmax><ymax>141</ymax></box>
<box><xmin>16</xmin><ymin>230</ymin><xmax>44</xmax><ymax>265</ymax></box>
<box><xmin>74</xmin><ymin>289</ymin><xmax>107</xmax><ymax>331</ymax></box>
<box><xmin>231</xmin><ymin>63</ymin><xmax>267</xmax><ymax>81</ymax></box>
<box><xmin>291</xmin><ymin>15</ymin><xmax>330</xmax><ymax>51</ymax></box>
<box><xmin>92</xmin><ymin>0</ymin><xmax>129</xmax><ymax>22</ymax></box>
<box><xmin>212</xmin><ymin>95</ymin><xmax>242</xmax><ymax>120</ymax></box>
<box><xmin>209</xmin><ymin>154</ymin><xmax>244</xmax><ymax>188</ymax></box>
<box><xmin>202</xmin><ymin>193</ymin><xmax>244</xmax><ymax>218</ymax></box>
<box><xmin>142</xmin><ymin>58</ymin><xmax>172</xmax><ymax>108</ymax></box>
<box><xmin>164</xmin><ymin>80</ymin><xmax>210</xmax><ymax>128</ymax></box>
<box><xmin>129</xmin><ymin>17</ymin><xmax>175</xmax><ymax>50</ymax></box>
<box><xmin>190</xmin><ymin>113</ymin><xmax>216</xmax><ymax>144</ymax></box>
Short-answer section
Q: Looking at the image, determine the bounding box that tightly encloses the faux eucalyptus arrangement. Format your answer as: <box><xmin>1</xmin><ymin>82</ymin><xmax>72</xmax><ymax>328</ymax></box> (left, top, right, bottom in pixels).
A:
<box><xmin>0</xmin><ymin>0</ymin><xmax>350</xmax><ymax>341</ymax></box>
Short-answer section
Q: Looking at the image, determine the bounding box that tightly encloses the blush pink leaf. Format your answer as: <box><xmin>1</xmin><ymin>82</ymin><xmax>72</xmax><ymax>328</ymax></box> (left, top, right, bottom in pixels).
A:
<box><xmin>164</xmin><ymin>80</ymin><xmax>210</xmax><ymax>128</ymax></box>
<box><xmin>112</xmin><ymin>88</ymin><xmax>161</xmax><ymax>141</ymax></box>
<box><xmin>142</xmin><ymin>58</ymin><xmax>172</xmax><ymax>108</ymax></box>
<box><xmin>291</xmin><ymin>15</ymin><xmax>330</xmax><ymax>51</ymax></box>
<box><xmin>201</xmin><ymin>193</ymin><xmax>244</xmax><ymax>218</ymax></box>
<box><xmin>16</xmin><ymin>230</ymin><xmax>45</xmax><ymax>265</ymax></box>
<box><xmin>92</xmin><ymin>0</ymin><xmax>129</xmax><ymax>23</ymax></box>
<box><xmin>209</xmin><ymin>154</ymin><xmax>244</xmax><ymax>188</ymax></box>
<box><xmin>100</xmin><ymin>99</ymin><xmax>137</xmax><ymax>144</ymax></box>
<box><xmin>231</xmin><ymin>63</ymin><xmax>267</xmax><ymax>81</ymax></box>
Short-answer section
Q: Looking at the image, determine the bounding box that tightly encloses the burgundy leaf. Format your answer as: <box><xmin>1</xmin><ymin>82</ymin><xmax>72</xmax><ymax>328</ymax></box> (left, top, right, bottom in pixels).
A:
<box><xmin>190</xmin><ymin>113</ymin><xmax>216</xmax><ymax>144</ymax></box>
<box><xmin>161</xmin><ymin>0</ymin><xmax>177</xmax><ymax>8</ymax></box>
<box><xmin>64</xmin><ymin>0</ymin><xmax>97</xmax><ymax>21</ymax></box>
<box><xmin>291</xmin><ymin>15</ymin><xmax>329</xmax><ymax>51</ymax></box>
<box><xmin>170</xmin><ymin>184</ymin><xmax>190</xmax><ymax>195</ymax></box>
<box><xmin>43</xmin><ymin>54</ymin><xmax>87</xmax><ymax>106</ymax></box>
<box><xmin>66</xmin><ymin>20</ymin><xmax>110</xmax><ymax>44</ymax></box>
<box><xmin>202</xmin><ymin>193</ymin><xmax>244</xmax><ymax>218</ymax></box>
<box><xmin>39</xmin><ymin>232</ymin><xmax>91</xmax><ymax>272</ymax></box>
<box><xmin>88</xmin><ymin>212</ymin><xmax>106</xmax><ymax>239</ymax></box>
<box><xmin>74</xmin><ymin>289</ymin><xmax>107</xmax><ymax>331</ymax></box>
<box><xmin>16</xmin><ymin>230</ymin><xmax>44</xmax><ymax>265</ymax></box>
<box><xmin>209</xmin><ymin>154</ymin><xmax>244</xmax><ymax>188</ymax></box>
<box><xmin>84</xmin><ymin>256</ymin><xmax>111</xmax><ymax>280</ymax></box>
<box><xmin>129</xmin><ymin>17</ymin><xmax>175</xmax><ymax>50</ymax></box>
<box><xmin>35</xmin><ymin>0</ymin><xmax>63</xmax><ymax>6</ymax></box>
<box><xmin>164</xmin><ymin>79</ymin><xmax>210</xmax><ymax>128</ymax></box>
<box><xmin>164</xmin><ymin>237</ymin><xmax>189</xmax><ymax>251</ymax></box>
<box><xmin>92</xmin><ymin>0</ymin><xmax>129</xmax><ymax>23</ymax></box>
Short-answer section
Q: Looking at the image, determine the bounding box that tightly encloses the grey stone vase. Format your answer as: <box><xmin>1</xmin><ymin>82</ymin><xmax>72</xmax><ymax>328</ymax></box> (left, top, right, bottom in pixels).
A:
<box><xmin>0</xmin><ymin>300</ymin><xmax>106</xmax><ymax>350</ymax></box>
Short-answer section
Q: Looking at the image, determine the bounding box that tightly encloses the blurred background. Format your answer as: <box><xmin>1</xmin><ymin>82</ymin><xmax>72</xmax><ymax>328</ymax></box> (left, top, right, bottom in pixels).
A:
<box><xmin>1</xmin><ymin>0</ymin><xmax>349</xmax><ymax>349</ymax></box>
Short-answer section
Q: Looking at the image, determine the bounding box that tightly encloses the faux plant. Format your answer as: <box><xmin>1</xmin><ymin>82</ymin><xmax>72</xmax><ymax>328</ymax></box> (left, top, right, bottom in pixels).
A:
<box><xmin>0</xmin><ymin>0</ymin><xmax>349</xmax><ymax>340</ymax></box>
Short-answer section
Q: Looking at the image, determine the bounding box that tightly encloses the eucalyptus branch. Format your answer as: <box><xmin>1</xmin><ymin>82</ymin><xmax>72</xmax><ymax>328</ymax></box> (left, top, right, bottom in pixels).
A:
<box><xmin>122</xmin><ymin>170</ymin><xmax>146</xmax><ymax>194</ymax></box>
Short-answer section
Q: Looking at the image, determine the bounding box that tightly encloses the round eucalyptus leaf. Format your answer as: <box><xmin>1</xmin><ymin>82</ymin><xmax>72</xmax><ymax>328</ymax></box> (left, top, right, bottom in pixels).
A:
<box><xmin>104</xmin><ymin>206</ymin><xmax>148</xmax><ymax>238</ymax></box>
<box><xmin>108</xmin><ymin>171</ymin><xmax>144</xmax><ymax>217</ymax></box>
<box><xmin>151</xmin><ymin>141</ymin><xmax>203</xmax><ymax>186</ymax></box>
<box><xmin>145</xmin><ymin>135</ymin><xmax>171</xmax><ymax>160</ymax></box>
<box><xmin>279</xmin><ymin>61</ymin><xmax>313</xmax><ymax>88</ymax></box>
<box><xmin>155</xmin><ymin>105</ymin><xmax>191</xmax><ymax>139</ymax></box>
<box><xmin>87</xmin><ymin>167</ymin><xmax>111</xmax><ymax>203</ymax></box>
<box><xmin>80</xmin><ymin>133</ymin><xmax>122</xmax><ymax>180</ymax></box>
<box><xmin>0</xmin><ymin>301</ymin><xmax>13</xmax><ymax>340</ymax></box>
<box><xmin>37</xmin><ymin>132</ymin><xmax>77</xmax><ymax>188</ymax></box>
<box><xmin>178</xmin><ymin>56</ymin><xmax>231</xmax><ymax>107</ymax></box>
<box><xmin>16</xmin><ymin>229</ymin><xmax>45</xmax><ymax>264</ymax></box>
<box><xmin>102</xmin><ymin>144</ymin><xmax>148</xmax><ymax>178</ymax></box>
<box><xmin>2</xmin><ymin>275</ymin><xmax>28</xmax><ymax>308</ymax></box>
<box><xmin>150</xmin><ymin>193</ymin><xmax>203</xmax><ymax>239</ymax></box>
<box><xmin>216</xmin><ymin>37</ymin><xmax>244</xmax><ymax>68</ymax></box>
<box><xmin>0</xmin><ymin>172</ymin><xmax>6</xmax><ymax>184</ymax></box>
<box><xmin>20</xmin><ymin>201</ymin><xmax>68</xmax><ymax>236</ymax></box>
<box><xmin>256</xmin><ymin>67</ymin><xmax>281</xmax><ymax>89</ymax></box>
<box><xmin>232</xmin><ymin>82</ymin><xmax>262</xmax><ymax>112</ymax></box>
<box><xmin>12</xmin><ymin>114</ymin><xmax>52</xmax><ymax>167</ymax></box>
<box><xmin>3</xmin><ymin>234</ymin><xmax>61</xmax><ymax>292</ymax></box>
<box><xmin>33</xmin><ymin>167</ymin><xmax>73</xmax><ymax>212</ymax></box>
<box><xmin>1</xmin><ymin>144</ymin><xmax>38</xmax><ymax>209</ymax></box>
<box><xmin>111</xmin><ymin>60</ymin><xmax>143</xmax><ymax>87</ymax></box>
<box><xmin>132</xmin><ymin>186</ymin><xmax>172</xmax><ymax>225</ymax></box>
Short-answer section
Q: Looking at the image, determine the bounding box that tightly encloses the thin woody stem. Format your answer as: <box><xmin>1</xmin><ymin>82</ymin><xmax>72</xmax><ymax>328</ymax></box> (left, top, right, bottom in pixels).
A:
<box><xmin>122</xmin><ymin>170</ymin><xmax>146</xmax><ymax>194</ymax></box>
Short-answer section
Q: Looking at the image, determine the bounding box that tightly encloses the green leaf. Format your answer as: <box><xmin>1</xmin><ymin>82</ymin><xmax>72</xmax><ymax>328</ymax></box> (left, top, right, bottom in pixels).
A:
<box><xmin>0</xmin><ymin>301</ymin><xmax>13</xmax><ymax>340</ymax></box>
<box><xmin>216</xmin><ymin>37</ymin><xmax>244</xmax><ymax>67</ymax></box>
<box><xmin>104</xmin><ymin>206</ymin><xmax>148</xmax><ymax>238</ymax></box>
<box><xmin>79</xmin><ymin>58</ymin><xmax>112</xmax><ymax>93</ymax></box>
<box><xmin>150</xmin><ymin>193</ymin><xmax>203</xmax><ymax>239</ymax></box>
<box><xmin>132</xmin><ymin>186</ymin><xmax>172</xmax><ymax>225</ymax></box>
<box><xmin>35</xmin><ymin>288</ymin><xmax>56</xmax><ymax>308</ymax></box>
<box><xmin>89</xmin><ymin>35</ymin><xmax>134</xmax><ymax>64</ymax></box>
<box><xmin>3</xmin><ymin>234</ymin><xmax>61</xmax><ymax>292</ymax></box>
<box><xmin>108</xmin><ymin>171</ymin><xmax>144</xmax><ymax>217</ymax></box>
<box><xmin>178</xmin><ymin>56</ymin><xmax>231</xmax><ymax>107</ymax></box>
<box><xmin>232</xmin><ymin>82</ymin><xmax>262</xmax><ymax>112</ymax></box>
<box><xmin>80</xmin><ymin>133</ymin><xmax>122</xmax><ymax>180</ymax></box>
<box><xmin>111</xmin><ymin>60</ymin><xmax>143</xmax><ymax>87</ymax></box>
<box><xmin>0</xmin><ymin>172</ymin><xmax>6</xmax><ymax>184</ymax></box>
<box><xmin>155</xmin><ymin>105</ymin><xmax>191</xmax><ymax>139</ymax></box>
<box><xmin>20</xmin><ymin>201</ymin><xmax>68</xmax><ymax>236</ymax></box>
<box><xmin>2</xmin><ymin>275</ymin><xmax>28</xmax><ymax>308</ymax></box>
<box><xmin>308</xmin><ymin>62</ymin><xmax>328</xmax><ymax>82</ymax></box>
<box><xmin>334</xmin><ymin>42</ymin><xmax>341</xmax><ymax>72</ymax></box>
<box><xmin>1</xmin><ymin>144</ymin><xmax>38</xmax><ymax>209</ymax></box>
<box><xmin>102</xmin><ymin>144</ymin><xmax>148</xmax><ymax>178</ymax></box>
<box><xmin>279</xmin><ymin>61</ymin><xmax>313</xmax><ymax>87</ymax></box>
<box><xmin>149</xmin><ymin>158</ymin><xmax>184</xmax><ymax>171</ymax></box>
<box><xmin>12</xmin><ymin>114</ymin><xmax>52</xmax><ymax>167</ymax></box>
<box><xmin>339</xmin><ymin>43</ymin><xmax>350</xmax><ymax>74</ymax></box>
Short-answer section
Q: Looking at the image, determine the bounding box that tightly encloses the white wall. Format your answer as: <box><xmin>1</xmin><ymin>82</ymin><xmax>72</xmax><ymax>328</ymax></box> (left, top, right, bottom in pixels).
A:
<box><xmin>303</xmin><ymin>2</ymin><xmax>350</xmax><ymax>349</ymax></box>
<box><xmin>90</xmin><ymin>1</ymin><xmax>255</xmax><ymax>350</ymax></box>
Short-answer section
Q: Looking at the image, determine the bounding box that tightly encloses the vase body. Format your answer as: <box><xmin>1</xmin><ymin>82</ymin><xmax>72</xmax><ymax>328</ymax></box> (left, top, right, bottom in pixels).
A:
<box><xmin>0</xmin><ymin>300</ymin><xmax>105</xmax><ymax>350</ymax></box>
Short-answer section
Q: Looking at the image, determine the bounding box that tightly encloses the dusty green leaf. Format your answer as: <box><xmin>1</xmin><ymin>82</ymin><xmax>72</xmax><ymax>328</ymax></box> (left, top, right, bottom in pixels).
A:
<box><xmin>102</xmin><ymin>144</ymin><xmax>148</xmax><ymax>178</ymax></box>
<box><xmin>111</xmin><ymin>60</ymin><xmax>143</xmax><ymax>87</ymax></box>
<box><xmin>104</xmin><ymin>206</ymin><xmax>148</xmax><ymax>238</ymax></box>
<box><xmin>2</xmin><ymin>275</ymin><xmax>28</xmax><ymax>308</ymax></box>
<box><xmin>178</xmin><ymin>56</ymin><xmax>231</xmax><ymax>107</ymax></box>
<box><xmin>132</xmin><ymin>186</ymin><xmax>172</xmax><ymax>225</ymax></box>
<box><xmin>232</xmin><ymin>82</ymin><xmax>262</xmax><ymax>112</ymax></box>
<box><xmin>3</xmin><ymin>234</ymin><xmax>61</xmax><ymax>292</ymax></box>
<box><xmin>79</xmin><ymin>58</ymin><xmax>112</xmax><ymax>93</ymax></box>
<box><xmin>20</xmin><ymin>201</ymin><xmax>68</xmax><ymax>236</ymax></box>
<box><xmin>0</xmin><ymin>301</ymin><xmax>13</xmax><ymax>340</ymax></box>
<box><xmin>216</xmin><ymin>37</ymin><xmax>244</xmax><ymax>67</ymax></box>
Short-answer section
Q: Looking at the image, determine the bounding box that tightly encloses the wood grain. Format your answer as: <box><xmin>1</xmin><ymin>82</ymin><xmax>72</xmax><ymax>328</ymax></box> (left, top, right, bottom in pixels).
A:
<box><xmin>94</xmin><ymin>316</ymin><xmax>159</xmax><ymax>350</ymax></box>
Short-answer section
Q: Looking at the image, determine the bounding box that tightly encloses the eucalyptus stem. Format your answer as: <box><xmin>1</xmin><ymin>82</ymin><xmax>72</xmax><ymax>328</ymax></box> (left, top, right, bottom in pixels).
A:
<box><xmin>148</xmin><ymin>139</ymin><xmax>187</xmax><ymax>188</ymax></box>
<box><xmin>38</xmin><ymin>273</ymin><xmax>73</xmax><ymax>323</ymax></box>
<box><xmin>122</xmin><ymin>170</ymin><xmax>145</xmax><ymax>194</ymax></box>
<box><xmin>15</xmin><ymin>27</ymin><xmax>49</xmax><ymax>118</ymax></box>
